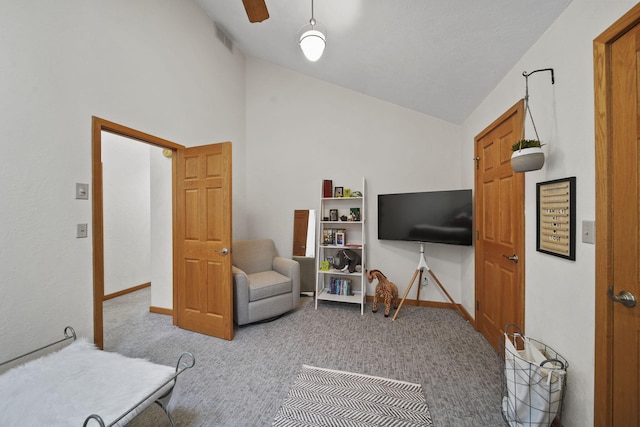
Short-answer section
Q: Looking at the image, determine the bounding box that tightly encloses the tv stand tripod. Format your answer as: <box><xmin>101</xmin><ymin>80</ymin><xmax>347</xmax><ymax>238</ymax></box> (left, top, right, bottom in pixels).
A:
<box><xmin>392</xmin><ymin>243</ymin><xmax>466</xmax><ymax>320</ymax></box>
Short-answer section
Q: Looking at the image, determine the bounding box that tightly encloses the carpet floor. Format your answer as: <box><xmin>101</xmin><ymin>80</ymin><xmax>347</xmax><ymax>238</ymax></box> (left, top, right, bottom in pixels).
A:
<box><xmin>103</xmin><ymin>288</ymin><xmax>504</xmax><ymax>426</ymax></box>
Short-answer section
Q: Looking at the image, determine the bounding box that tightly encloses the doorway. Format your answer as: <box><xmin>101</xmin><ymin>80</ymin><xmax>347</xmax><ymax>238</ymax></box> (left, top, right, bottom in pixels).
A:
<box><xmin>101</xmin><ymin>134</ymin><xmax>171</xmax><ymax>303</ymax></box>
<box><xmin>100</xmin><ymin>132</ymin><xmax>172</xmax><ymax>346</ymax></box>
<box><xmin>92</xmin><ymin>117</ymin><xmax>235</xmax><ymax>347</ymax></box>
<box><xmin>594</xmin><ymin>4</ymin><xmax>640</xmax><ymax>425</ymax></box>
<box><xmin>92</xmin><ymin>117</ymin><xmax>183</xmax><ymax>349</ymax></box>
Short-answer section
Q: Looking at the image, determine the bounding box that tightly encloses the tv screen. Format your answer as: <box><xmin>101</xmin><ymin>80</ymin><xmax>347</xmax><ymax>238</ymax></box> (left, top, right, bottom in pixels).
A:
<box><xmin>377</xmin><ymin>189</ymin><xmax>473</xmax><ymax>245</ymax></box>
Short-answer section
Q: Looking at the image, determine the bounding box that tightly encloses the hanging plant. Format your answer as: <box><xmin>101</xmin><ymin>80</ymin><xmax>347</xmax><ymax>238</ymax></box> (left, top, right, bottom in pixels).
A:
<box><xmin>511</xmin><ymin>139</ymin><xmax>545</xmax><ymax>173</ymax></box>
<box><xmin>511</xmin><ymin>69</ymin><xmax>554</xmax><ymax>173</ymax></box>
<box><xmin>512</xmin><ymin>139</ymin><xmax>543</xmax><ymax>151</ymax></box>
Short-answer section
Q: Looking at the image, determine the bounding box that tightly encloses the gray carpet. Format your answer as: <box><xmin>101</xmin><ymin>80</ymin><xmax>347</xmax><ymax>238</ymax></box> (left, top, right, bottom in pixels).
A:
<box><xmin>103</xmin><ymin>289</ymin><xmax>504</xmax><ymax>426</ymax></box>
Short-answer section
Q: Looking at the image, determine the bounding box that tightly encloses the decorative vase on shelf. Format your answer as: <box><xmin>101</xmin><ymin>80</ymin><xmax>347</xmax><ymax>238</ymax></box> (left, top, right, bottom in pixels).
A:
<box><xmin>511</xmin><ymin>139</ymin><xmax>545</xmax><ymax>172</ymax></box>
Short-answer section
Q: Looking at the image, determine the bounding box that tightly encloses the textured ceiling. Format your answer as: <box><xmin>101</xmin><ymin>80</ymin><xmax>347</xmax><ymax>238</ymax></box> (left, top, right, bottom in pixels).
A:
<box><xmin>197</xmin><ymin>0</ymin><xmax>572</xmax><ymax>125</ymax></box>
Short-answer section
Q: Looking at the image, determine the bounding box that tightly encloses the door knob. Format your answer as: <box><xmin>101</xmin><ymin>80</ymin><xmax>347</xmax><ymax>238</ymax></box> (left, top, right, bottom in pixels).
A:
<box><xmin>502</xmin><ymin>254</ymin><xmax>519</xmax><ymax>263</ymax></box>
<box><xmin>215</xmin><ymin>248</ymin><xmax>229</xmax><ymax>255</ymax></box>
<box><xmin>607</xmin><ymin>286</ymin><xmax>637</xmax><ymax>308</ymax></box>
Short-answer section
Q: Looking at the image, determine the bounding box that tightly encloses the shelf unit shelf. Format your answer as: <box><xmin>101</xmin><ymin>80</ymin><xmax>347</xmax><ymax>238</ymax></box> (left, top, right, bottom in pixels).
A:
<box><xmin>318</xmin><ymin>269</ymin><xmax>361</xmax><ymax>277</ymax></box>
<box><xmin>315</xmin><ymin>178</ymin><xmax>366</xmax><ymax>314</ymax></box>
<box><xmin>315</xmin><ymin>289</ymin><xmax>363</xmax><ymax>304</ymax></box>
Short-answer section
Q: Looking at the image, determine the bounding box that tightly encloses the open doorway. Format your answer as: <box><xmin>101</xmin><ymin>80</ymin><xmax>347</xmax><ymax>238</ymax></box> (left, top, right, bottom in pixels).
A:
<box><xmin>92</xmin><ymin>117</ymin><xmax>183</xmax><ymax>349</ymax></box>
<box><xmin>101</xmin><ymin>132</ymin><xmax>172</xmax><ymax>349</ymax></box>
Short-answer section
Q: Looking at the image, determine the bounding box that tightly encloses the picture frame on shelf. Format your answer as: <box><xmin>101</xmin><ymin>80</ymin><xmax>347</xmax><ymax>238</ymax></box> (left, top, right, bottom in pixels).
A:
<box><xmin>335</xmin><ymin>232</ymin><xmax>345</xmax><ymax>246</ymax></box>
<box><xmin>334</xmin><ymin>187</ymin><xmax>343</xmax><ymax>198</ymax></box>
<box><xmin>329</xmin><ymin>209</ymin><xmax>338</xmax><ymax>221</ymax></box>
<box><xmin>344</xmin><ymin>188</ymin><xmax>351</xmax><ymax>198</ymax></box>
<box><xmin>323</xmin><ymin>229</ymin><xmax>335</xmax><ymax>244</ymax></box>
<box><xmin>350</xmin><ymin>207</ymin><xmax>360</xmax><ymax>221</ymax></box>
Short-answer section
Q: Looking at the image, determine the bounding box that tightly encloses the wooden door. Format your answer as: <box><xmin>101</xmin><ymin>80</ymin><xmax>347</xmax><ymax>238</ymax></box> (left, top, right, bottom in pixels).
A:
<box><xmin>474</xmin><ymin>100</ymin><xmax>525</xmax><ymax>353</ymax></box>
<box><xmin>175</xmin><ymin>142</ymin><xmax>233</xmax><ymax>340</ymax></box>
<box><xmin>594</xmin><ymin>7</ymin><xmax>640</xmax><ymax>423</ymax></box>
<box><xmin>610</xmin><ymin>28</ymin><xmax>640</xmax><ymax>422</ymax></box>
<box><xmin>292</xmin><ymin>210</ymin><xmax>310</xmax><ymax>257</ymax></box>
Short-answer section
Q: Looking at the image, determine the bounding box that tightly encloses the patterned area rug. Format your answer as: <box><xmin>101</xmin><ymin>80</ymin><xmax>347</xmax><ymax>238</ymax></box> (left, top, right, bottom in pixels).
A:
<box><xmin>273</xmin><ymin>365</ymin><xmax>433</xmax><ymax>426</ymax></box>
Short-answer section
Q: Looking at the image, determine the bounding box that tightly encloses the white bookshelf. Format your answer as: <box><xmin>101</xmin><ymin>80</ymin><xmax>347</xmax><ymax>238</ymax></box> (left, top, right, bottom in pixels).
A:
<box><xmin>315</xmin><ymin>178</ymin><xmax>366</xmax><ymax>314</ymax></box>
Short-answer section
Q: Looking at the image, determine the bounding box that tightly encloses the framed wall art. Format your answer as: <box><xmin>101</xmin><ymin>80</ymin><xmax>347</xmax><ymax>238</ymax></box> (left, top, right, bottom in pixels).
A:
<box><xmin>536</xmin><ymin>177</ymin><xmax>576</xmax><ymax>260</ymax></box>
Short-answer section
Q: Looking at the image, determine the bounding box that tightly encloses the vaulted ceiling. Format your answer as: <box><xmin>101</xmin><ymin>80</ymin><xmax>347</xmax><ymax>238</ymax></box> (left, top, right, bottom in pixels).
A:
<box><xmin>197</xmin><ymin>0</ymin><xmax>573</xmax><ymax>125</ymax></box>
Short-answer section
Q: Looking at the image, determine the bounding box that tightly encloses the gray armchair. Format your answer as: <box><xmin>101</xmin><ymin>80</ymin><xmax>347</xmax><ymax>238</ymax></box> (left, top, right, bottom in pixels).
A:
<box><xmin>232</xmin><ymin>239</ymin><xmax>300</xmax><ymax>326</ymax></box>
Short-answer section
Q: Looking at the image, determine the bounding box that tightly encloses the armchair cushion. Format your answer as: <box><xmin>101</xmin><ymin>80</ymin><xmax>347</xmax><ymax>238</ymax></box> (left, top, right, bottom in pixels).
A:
<box><xmin>247</xmin><ymin>271</ymin><xmax>292</xmax><ymax>302</ymax></box>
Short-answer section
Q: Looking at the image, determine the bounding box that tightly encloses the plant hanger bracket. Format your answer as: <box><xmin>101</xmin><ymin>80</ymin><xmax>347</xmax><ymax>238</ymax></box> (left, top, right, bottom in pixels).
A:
<box><xmin>520</xmin><ymin>68</ymin><xmax>555</xmax><ymax>149</ymax></box>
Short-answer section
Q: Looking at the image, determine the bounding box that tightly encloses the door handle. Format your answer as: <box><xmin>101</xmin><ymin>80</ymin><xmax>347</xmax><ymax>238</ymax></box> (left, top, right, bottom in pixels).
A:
<box><xmin>607</xmin><ymin>286</ymin><xmax>637</xmax><ymax>308</ymax></box>
<box><xmin>215</xmin><ymin>248</ymin><xmax>229</xmax><ymax>255</ymax></box>
<box><xmin>502</xmin><ymin>254</ymin><xmax>519</xmax><ymax>263</ymax></box>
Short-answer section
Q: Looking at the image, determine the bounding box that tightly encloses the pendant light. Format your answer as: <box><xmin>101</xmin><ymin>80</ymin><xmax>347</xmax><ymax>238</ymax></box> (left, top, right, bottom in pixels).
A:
<box><xmin>298</xmin><ymin>0</ymin><xmax>326</xmax><ymax>62</ymax></box>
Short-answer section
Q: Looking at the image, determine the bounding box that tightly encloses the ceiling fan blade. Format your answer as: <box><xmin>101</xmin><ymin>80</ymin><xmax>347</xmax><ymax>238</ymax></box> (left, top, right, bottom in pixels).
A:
<box><xmin>242</xmin><ymin>0</ymin><xmax>269</xmax><ymax>23</ymax></box>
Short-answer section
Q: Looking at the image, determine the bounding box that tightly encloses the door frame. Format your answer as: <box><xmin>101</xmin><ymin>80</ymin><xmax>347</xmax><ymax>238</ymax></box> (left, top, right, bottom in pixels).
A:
<box><xmin>593</xmin><ymin>4</ymin><xmax>640</xmax><ymax>425</ymax></box>
<box><xmin>91</xmin><ymin>116</ymin><xmax>184</xmax><ymax>349</ymax></box>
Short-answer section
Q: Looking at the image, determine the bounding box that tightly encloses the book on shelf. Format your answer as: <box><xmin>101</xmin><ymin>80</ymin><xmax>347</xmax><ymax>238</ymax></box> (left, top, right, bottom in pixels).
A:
<box><xmin>329</xmin><ymin>277</ymin><xmax>353</xmax><ymax>296</ymax></box>
<box><xmin>323</xmin><ymin>180</ymin><xmax>332</xmax><ymax>198</ymax></box>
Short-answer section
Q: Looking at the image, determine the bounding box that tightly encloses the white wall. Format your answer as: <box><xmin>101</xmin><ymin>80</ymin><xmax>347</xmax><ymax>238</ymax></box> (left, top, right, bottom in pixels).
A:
<box><xmin>150</xmin><ymin>147</ymin><xmax>174</xmax><ymax>309</ymax></box>
<box><xmin>245</xmin><ymin>58</ymin><xmax>465</xmax><ymax>301</ymax></box>
<box><xmin>102</xmin><ymin>133</ymin><xmax>152</xmax><ymax>295</ymax></box>
<box><xmin>460</xmin><ymin>1</ymin><xmax>638</xmax><ymax>425</ymax></box>
<box><xmin>0</xmin><ymin>0</ymin><xmax>246</xmax><ymax>361</ymax></box>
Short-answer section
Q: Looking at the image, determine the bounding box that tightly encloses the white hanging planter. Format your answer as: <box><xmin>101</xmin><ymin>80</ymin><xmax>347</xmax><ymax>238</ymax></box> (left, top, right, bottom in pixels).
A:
<box><xmin>511</xmin><ymin>146</ymin><xmax>545</xmax><ymax>172</ymax></box>
<box><xmin>513</xmin><ymin>68</ymin><xmax>554</xmax><ymax>173</ymax></box>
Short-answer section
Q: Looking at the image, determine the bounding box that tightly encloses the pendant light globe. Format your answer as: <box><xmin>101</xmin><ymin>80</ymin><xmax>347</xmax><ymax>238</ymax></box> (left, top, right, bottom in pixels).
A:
<box><xmin>299</xmin><ymin>27</ymin><xmax>326</xmax><ymax>62</ymax></box>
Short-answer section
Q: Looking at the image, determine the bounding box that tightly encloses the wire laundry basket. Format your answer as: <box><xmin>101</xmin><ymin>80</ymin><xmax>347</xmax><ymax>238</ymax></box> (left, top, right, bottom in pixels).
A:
<box><xmin>501</xmin><ymin>324</ymin><xmax>568</xmax><ymax>427</ymax></box>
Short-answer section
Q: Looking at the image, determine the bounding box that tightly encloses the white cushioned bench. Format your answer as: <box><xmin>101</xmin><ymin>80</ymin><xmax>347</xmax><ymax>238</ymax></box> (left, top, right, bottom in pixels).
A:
<box><xmin>0</xmin><ymin>327</ymin><xmax>194</xmax><ymax>426</ymax></box>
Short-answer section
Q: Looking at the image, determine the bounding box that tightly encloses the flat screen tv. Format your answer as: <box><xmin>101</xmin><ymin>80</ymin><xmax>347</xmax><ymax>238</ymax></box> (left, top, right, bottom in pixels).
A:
<box><xmin>377</xmin><ymin>189</ymin><xmax>473</xmax><ymax>245</ymax></box>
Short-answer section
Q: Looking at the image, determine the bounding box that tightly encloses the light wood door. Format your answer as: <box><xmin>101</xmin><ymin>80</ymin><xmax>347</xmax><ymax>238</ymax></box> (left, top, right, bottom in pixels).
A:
<box><xmin>594</xmin><ymin>6</ymin><xmax>640</xmax><ymax>424</ymax></box>
<box><xmin>597</xmin><ymin>16</ymin><xmax>640</xmax><ymax>425</ymax></box>
<box><xmin>175</xmin><ymin>142</ymin><xmax>233</xmax><ymax>340</ymax></box>
<box><xmin>292</xmin><ymin>210</ymin><xmax>310</xmax><ymax>257</ymax></box>
<box><xmin>474</xmin><ymin>100</ymin><xmax>525</xmax><ymax>353</ymax></box>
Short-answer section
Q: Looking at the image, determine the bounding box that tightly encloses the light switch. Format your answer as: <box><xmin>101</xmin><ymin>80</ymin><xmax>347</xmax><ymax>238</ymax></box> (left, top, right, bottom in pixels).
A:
<box><xmin>582</xmin><ymin>220</ymin><xmax>595</xmax><ymax>244</ymax></box>
<box><xmin>77</xmin><ymin>224</ymin><xmax>88</xmax><ymax>238</ymax></box>
<box><xmin>76</xmin><ymin>183</ymin><xmax>89</xmax><ymax>200</ymax></box>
